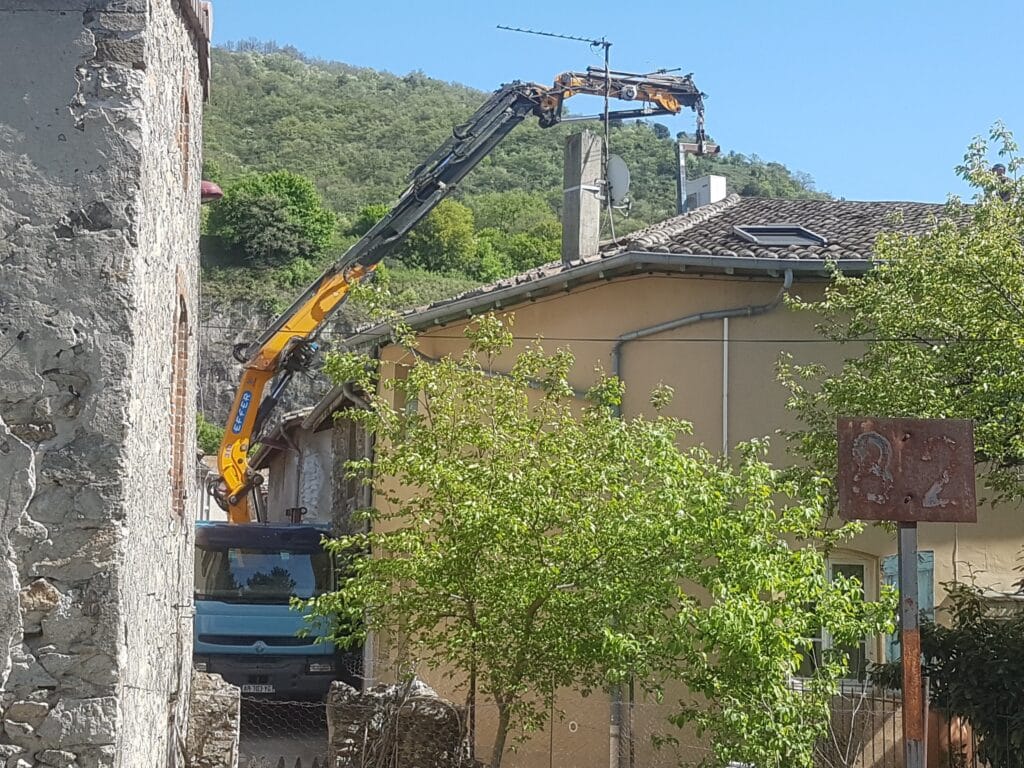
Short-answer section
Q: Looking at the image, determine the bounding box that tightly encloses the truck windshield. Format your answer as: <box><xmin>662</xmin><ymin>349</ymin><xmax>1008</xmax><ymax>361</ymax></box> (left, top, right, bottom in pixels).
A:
<box><xmin>194</xmin><ymin>545</ymin><xmax>333</xmax><ymax>603</ymax></box>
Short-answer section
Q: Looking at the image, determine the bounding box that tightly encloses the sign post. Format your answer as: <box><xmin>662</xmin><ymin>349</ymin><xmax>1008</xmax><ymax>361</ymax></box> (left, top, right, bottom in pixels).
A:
<box><xmin>836</xmin><ymin>417</ymin><xmax>976</xmax><ymax>768</ymax></box>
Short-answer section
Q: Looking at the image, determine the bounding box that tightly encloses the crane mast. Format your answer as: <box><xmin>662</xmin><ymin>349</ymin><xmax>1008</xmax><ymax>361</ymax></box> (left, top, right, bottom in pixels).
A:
<box><xmin>210</xmin><ymin>68</ymin><xmax>710</xmax><ymax>523</ymax></box>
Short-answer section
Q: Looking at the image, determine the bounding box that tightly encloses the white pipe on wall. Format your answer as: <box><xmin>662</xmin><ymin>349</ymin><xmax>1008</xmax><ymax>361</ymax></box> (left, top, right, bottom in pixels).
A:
<box><xmin>722</xmin><ymin>317</ymin><xmax>729</xmax><ymax>456</ymax></box>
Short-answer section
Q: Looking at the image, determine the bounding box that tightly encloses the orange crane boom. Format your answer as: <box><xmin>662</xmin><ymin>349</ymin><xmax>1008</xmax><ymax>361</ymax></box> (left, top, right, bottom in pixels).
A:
<box><xmin>209</xmin><ymin>68</ymin><xmax>710</xmax><ymax>523</ymax></box>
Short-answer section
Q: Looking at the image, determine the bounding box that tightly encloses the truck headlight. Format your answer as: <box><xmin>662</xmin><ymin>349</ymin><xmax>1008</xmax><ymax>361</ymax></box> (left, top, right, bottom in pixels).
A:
<box><xmin>306</xmin><ymin>660</ymin><xmax>334</xmax><ymax>673</ymax></box>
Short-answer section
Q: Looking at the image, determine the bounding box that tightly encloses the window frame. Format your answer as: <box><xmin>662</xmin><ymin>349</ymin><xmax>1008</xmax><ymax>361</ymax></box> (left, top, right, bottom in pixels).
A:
<box><xmin>732</xmin><ymin>223</ymin><xmax>829</xmax><ymax>247</ymax></box>
<box><xmin>797</xmin><ymin>551</ymin><xmax>881</xmax><ymax>682</ymax></box>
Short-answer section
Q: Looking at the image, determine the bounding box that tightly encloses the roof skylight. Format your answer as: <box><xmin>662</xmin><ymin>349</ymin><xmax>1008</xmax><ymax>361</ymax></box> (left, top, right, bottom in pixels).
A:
<box><xmin>732</xmin><ymin>224</ymin><xmax>828</xmax><ymax>247</ymax></box>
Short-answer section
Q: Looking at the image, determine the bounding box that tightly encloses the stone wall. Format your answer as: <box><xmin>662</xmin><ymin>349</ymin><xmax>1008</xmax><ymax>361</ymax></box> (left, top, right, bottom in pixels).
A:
<box><xmin>326</xmin><ymin>681</ymin><xmax>468</xmax><ymax>768</ymax></box>
<box><xmin>0</xmin><ymin>2</ymin><xmax>205</xmax><ymax>766</ymax></box>
<box><xmin>198</xmin><ymin>299</ymin><xmax>346</xmax><ymax>424</ymax></box>
<box><xmin>185</xmin><ymin>673</ymin><xmax>239</xmax><ymax>768</ymax></box>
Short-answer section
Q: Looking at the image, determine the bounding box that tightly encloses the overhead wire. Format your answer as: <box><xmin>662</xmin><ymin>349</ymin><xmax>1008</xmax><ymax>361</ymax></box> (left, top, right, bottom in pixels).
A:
<box><xmin>194</xmin><ymin>327</ymin><xmax>1024</xmax><ymax>346</ymax></box>
<box><xmin>197</xmin><ymin>266</ymin><xmax>1020</xmax><ymax>346</ymax></box>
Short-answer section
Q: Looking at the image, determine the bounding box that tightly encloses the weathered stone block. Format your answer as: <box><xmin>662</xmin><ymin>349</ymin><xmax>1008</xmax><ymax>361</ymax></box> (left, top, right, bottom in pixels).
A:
<box><xmin>2</xmin><ymin>701</ymin><xmax>48</xmax><ymax>727</ymax></box>
<box><xmin>35</xmin><ymin>749</ymin><xmax>76</xmax><ymax>768</ymax></box>
<box><xmin>71</xmin><ymin>745</ymin><xmax>115</xmax><ymax>768</ymax></box>
<box><xmin>327</xmin><ymin>680</ymin><xmax>468</xmax><ymax>768</ymax></box>
<box><xmin>36</xmin><ymin>648</ymin><xmax>75</xmax><ymax>679</ymax></box>
<box><xmin>186</xmin><ymin>672</ymin><xmax>240</xmax><ymax>768</ymax></box>
<box><xmin>19</xmin><ymin>579</ymin><xmax>61</xmax><ymax>613</ymax></box>
<box><xmin>36</xmin><ymin>697</ymin><xmax>116</xmax><ymax>747</ymax></box>
<box><xmin>1</xmin><ymin>719</ymin><xmax>35</xmax><ymax>749</ymax></box>
<box><xmin>5</xmin><ymin>646</ymin><xmax>57</xmax><ymax>690</ymax></box>
<box><xmin>84</xmin><ymin>11</ymin><xmax>147</xmax><ymax>33</ymax></box>
<box><xmin>93</xmin><ymin>37</ymin><xmax>146</xmax><ymax>67</ymax></box>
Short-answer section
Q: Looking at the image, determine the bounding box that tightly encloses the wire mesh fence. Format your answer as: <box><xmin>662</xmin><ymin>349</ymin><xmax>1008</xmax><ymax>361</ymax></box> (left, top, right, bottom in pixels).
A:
<box><xmin>239</xmin><ymin>697</ymin><xmax>329</xmax><ymax>768</ymax></box>
<box><xmin>225</xmin><ymin>656</ymin><xmax>1022</xmax><ymax>768</ymax></box>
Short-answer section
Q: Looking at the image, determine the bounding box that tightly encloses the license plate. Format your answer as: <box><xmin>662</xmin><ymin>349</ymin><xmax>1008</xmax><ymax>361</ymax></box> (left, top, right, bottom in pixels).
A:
<box><xmin>241</xmin><ymin>684</ymin><xmax>275</xmax><ymax>694</ymax></box>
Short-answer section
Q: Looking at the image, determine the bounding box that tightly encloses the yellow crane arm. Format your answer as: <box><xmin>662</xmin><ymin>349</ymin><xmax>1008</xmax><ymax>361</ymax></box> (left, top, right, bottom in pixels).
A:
<box><xmin>212</xmin><ymin>265</ymin><xmax>371</xmax><ymax>523</ymax></box>
<box><xmin>210</xmin><ymin>68</ymin><xmax>709</xmax><ymax>523</ymax></box>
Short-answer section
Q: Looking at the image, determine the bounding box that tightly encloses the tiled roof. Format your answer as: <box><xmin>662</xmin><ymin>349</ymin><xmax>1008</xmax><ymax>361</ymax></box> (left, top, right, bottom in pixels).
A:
<box><xmin>346</xmin><ymin>195</ymin><xmax>952</xmax><ymax>344</ymax></box>
<box><xmin>607</xmin><ymin>194</ymin><xmax>949</xmax><ymax>261</ymax></box>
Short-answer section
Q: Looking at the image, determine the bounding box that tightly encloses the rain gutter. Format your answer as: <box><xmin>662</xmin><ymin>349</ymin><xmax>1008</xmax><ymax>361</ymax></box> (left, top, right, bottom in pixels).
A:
<box><xmin>342</xmin><ymin>253</ymin><xmax>864</xmax><ymax>350</ymax></box>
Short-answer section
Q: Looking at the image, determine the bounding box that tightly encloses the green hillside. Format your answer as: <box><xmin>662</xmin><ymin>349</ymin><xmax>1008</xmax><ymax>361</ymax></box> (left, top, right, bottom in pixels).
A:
<box><xmin>197</xmin><ymin>43</ymin><xmax>833</xmax><ymax>418</ymax></box>
<box><xmin>204</xmin><ymin>43</ymin><xmax>827</xmax><ymax>230</ymax></box>
<box><xmin>200</xmin><ymin>42</ymin><xmax>828</xmax><ymax>308</ymax></box>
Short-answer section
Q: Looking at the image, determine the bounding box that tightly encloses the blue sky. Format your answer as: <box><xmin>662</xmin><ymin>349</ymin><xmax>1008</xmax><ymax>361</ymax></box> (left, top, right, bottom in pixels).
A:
<box><xmin>209</xmin><ymin>0</ymin><xmax>1023</xmax><ymax>203</ymax></box>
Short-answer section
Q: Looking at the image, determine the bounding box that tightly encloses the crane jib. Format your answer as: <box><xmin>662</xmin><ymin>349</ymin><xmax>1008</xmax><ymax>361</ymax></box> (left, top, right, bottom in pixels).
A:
<box><xmin>213</xmin><ymin>67</ymin><xmax>709</xmax><ymax>521</ymax></box>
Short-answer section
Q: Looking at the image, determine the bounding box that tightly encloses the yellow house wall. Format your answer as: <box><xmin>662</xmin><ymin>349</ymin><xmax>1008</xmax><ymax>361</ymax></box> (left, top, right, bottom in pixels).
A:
<box><xmin>373</xmin><ymin>271</ymin><xmax>1023</xmax><ymax>767</ymax></box>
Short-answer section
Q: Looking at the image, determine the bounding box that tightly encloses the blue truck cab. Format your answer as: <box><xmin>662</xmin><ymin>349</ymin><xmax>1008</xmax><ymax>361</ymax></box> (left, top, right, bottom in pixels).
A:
<box><xmin>193</xmin><ymin>521</ymin><xmax>359</xmax><ymax>699</ymax></box>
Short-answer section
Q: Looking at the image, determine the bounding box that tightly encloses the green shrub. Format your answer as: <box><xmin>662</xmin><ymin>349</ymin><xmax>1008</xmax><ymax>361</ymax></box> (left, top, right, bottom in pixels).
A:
<box><xmin>196</xmin><ymin>413</ymin><xmax>224</xmax><ymax>455</ymax></box>
<box><xmin>207</xmin><ymin>170</ymin><xmax>337</xmax><ymax>267</ymax></box>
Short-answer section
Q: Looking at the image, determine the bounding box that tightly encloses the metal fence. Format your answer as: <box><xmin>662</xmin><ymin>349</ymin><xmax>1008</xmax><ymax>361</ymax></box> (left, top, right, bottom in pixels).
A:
<box><xmin>811</xmin><ymin>683</ymin><xmax>1023</xmax><ymax>768</ymax></box>
<box><xmin>814</xmin><ymin>683</ymin><xmax>902</xmax><ymax>768</ymax></box>
<box><xmin>230</xmin><ymin>666</ymin><xmax>1021</xmax><ymax>768</ymax></box>
<box><xmin>931</xmin><ymin>714</ymin><xmax>1024</xmax><ymax>768</ymax></box>
<box><xmin>239</xmin><ymin>697</ymin><xmax>328</xmax><ymax>768</ymax></box>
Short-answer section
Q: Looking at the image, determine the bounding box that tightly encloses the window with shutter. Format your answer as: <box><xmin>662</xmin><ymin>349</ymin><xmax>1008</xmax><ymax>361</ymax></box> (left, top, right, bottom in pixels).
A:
<box><xmin>797</xmin><ymin>552</ymin><xmax>880</xmax><ymax>680</ymax></box>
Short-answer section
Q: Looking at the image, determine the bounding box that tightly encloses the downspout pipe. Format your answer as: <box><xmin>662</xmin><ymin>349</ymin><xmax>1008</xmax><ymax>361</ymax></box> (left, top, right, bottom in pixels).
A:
<box><xmin>342</xmin><ymin>349</ymin><xmax>378</xmax><ymax>691</ymax></box>
<box><xmin>605</xmin><ymin>267</ymin><xmax>792</xmax><ymax>767</ymax></box>
<box><xmin>610</xmin><ymin>268</ymin><xmax>794</xmax><ymax>413</ymax></box>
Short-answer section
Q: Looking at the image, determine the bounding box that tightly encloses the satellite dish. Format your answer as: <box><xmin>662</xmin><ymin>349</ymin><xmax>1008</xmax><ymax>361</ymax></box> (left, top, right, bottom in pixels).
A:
<box><xmin>607</xmin><ymin>154</ymin><xmax>631</xmax><ymax>207</ymax></box>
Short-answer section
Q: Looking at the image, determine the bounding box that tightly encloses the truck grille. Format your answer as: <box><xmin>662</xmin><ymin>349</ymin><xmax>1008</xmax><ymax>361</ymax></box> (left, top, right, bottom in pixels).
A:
<box><xmin>198</xmin><ymin>634</ymin><xmax>311</xmax><ymax>647</ymax></box>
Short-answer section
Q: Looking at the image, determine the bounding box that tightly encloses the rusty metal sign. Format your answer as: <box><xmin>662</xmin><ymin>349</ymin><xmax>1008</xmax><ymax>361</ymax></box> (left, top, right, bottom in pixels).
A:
<box><xmin>837</xmin><ymin>417</ymin><xmax>976</xmax><ymax>523</ymax></box>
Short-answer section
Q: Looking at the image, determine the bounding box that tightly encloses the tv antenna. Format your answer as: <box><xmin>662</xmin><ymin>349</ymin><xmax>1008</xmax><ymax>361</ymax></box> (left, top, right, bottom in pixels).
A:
<box><xmin>496</xmin><ymin>26</ymin><xmax>611</xmax><ymax>56</ymax></box>
<box><xmin>497</xmin><ymin>25</ymin><xmax>627</xmax><ymax>232</ymax></box>
<box><xmin>496</xmin><ymin>25</ymin><xmax>614</xmax><ymax>131</ymax></box>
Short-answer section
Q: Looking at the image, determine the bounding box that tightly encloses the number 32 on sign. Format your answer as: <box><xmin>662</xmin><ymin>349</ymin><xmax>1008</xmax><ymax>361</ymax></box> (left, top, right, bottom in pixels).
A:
<box><xmin>836</xmin><ymin>417</ymin><xmax>976</xmax><ymax>768</ymax></box>
<box><xmin>837</xmin><ymin>417</ymin><xmax>976</xmax><ymax>524</ymax></box>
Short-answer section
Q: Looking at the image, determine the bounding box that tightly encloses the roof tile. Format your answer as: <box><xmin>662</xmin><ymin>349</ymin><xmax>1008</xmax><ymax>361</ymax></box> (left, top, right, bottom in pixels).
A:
<box><xmin>606</xmin><ymin>194</ymin><xmax>950</xmax><ymax>261</ymax></box>
<box><xmin>380</xmin><ymin>195</ymin><xmax>954</xmax><ymax>326</ymax></box>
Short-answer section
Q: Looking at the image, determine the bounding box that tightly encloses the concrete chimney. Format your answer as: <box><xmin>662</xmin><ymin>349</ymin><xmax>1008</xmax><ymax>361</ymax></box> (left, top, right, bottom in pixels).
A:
<box><xmin>562</xmin><ymin>130</ymin><xmax>604</xmax><ymax>264</ymax></box>
<box><xmin>685</xmin><ymin>174</ymin><xmax>728</xmax><ymax>211</ymax></box>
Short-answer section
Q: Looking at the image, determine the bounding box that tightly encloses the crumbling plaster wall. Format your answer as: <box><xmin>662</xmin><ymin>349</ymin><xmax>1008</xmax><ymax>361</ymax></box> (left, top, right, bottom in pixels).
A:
<box><xmin>330</xmin><ymin>416</ymin><xmax>368</xmax><ymax>536</ymax></box>
<box><xmin>0</xmin><ymin>2</ymin><xmax>203</xmax><ymax>766</ymax></box>
<box><xmin>265</xmin><ymin>427</ymin><xmax>333</xmax><ymax>524</ymax></box>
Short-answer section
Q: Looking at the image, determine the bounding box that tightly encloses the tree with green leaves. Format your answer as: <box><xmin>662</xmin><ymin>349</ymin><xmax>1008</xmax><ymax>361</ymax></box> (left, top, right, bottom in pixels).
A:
<box><xmin>303</xmin><ymin>312</ymin><xmax>893</xmax><ymax>768</ymax></box>
<box><xmin>464</xmin><ymin>191</ymin><xmax>558</xmax><ymax>235</ymax></box>
<box><xmin>401</xmin><ymin>198</ymin><xmax>478</xmax><ymax>274</ymax></box>
<box><xmin>871</xmin><ymin>581</ymin><xmax>1024</xmax><ymax>768</ymax></box>
<box><xmin>207</xmin><ymin>170</ymin><xmax>337</xmax><ymax>266</ymax></box>
<box><xmin>347</xmin><ymin>203</ymin><xmax>390</xmax><ymax>237</ymax></box>
<box><xmin>196</xmin><ymin>413</ymin><xmax>224</xmax><ymax>455</ymax></box>
<box><xmin>780</xmin><ymin>125</ymin><xmax>1024</xmax><ymax>501</ymax></box>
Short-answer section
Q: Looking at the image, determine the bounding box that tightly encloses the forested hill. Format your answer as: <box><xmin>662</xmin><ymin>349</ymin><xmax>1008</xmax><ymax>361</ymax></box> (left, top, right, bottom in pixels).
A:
<box><xmin>202</xmin><ymin>42</ymin><xmax>828</xmax><ymax>233</ymax></box>
<box><xmin>197</xmin><ymin>42</ymin><xmax>830</xmax><ymax>424</ymax></box>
